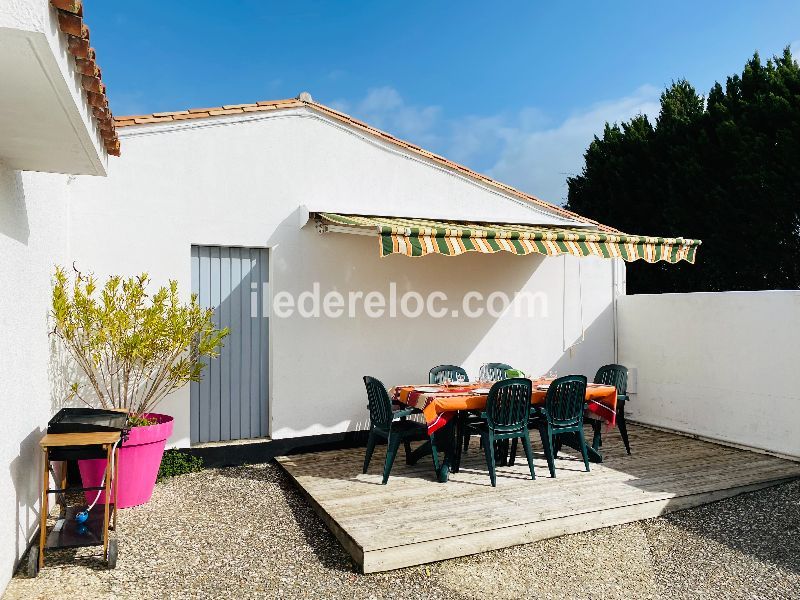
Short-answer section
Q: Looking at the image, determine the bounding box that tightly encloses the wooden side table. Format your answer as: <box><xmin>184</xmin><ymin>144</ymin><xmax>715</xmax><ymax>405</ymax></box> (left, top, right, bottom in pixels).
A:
<box><xmin>33</xmin><ymin>431</ymin><xmax>121</xmax><ymax>575</ymax></box>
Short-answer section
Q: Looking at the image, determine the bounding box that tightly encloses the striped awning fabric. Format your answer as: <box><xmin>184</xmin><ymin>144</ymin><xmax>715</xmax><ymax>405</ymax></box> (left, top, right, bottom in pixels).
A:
<box><xmin>317</xmin><ymin>213</ymin><xmax>701</xmax><ymax>264</ymax></box>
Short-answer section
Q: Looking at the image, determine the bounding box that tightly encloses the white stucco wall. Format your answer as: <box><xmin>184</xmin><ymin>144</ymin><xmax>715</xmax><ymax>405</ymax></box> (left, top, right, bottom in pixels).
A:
<box><xmin>0</xmin><ymin>162</ymin><xmax>70</xmax><ymax>591</ymax></box>
<box><xmin>67</xmin><ymin>109</ymin><xmax>620</xmax><ymax>447</ymax></box>
<box><xmin>617</xmin><ymin>291</ymin><xmax>800</xmax><ymax>458</ymax></box>
<box><xmin>0</xmin><ymin>0</ymin><xmax>48</xmax><ymax>31</ymax></box>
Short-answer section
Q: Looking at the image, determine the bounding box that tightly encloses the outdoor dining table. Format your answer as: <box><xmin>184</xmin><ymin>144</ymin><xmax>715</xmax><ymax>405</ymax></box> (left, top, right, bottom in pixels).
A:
<box><xmin>390</xmin><ymin>379</ymin><xmax>618</xmax><ymax>482</ymax></box>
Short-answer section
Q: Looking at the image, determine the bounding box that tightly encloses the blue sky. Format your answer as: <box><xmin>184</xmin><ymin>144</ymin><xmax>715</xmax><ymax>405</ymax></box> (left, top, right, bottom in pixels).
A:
<box><xmin>88</xmin><ymin>1</ymin><xmax>800</xmax><ymax>205</ymax></box>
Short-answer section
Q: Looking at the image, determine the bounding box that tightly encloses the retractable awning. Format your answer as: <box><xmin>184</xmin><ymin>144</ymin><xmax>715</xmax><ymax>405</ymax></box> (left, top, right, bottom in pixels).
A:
<box><xmin>316</xmin><ymin>213</ymin><xmax>701</xmax><ymax>264</ymax></box>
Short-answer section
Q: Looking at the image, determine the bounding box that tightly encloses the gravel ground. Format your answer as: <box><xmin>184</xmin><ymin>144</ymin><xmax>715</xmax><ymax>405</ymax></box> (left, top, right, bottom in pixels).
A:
<box><xmin>6</xmin><ymin>464</ymin><xmax>799</xmax><ymax>600</ymax></box>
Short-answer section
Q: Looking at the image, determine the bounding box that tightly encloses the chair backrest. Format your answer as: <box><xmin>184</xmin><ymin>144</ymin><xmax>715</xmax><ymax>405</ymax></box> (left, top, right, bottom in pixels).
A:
<box><xmin>594</xmin><ymin>364</ymin><xmax>628</xmax><ymax>396</ymax></box>
<box><xmin>481</xmin><ymin>362</ymin><xmax>515</xmax><ymax>381</ymax></box>
<box><xmin>429</xmin><ymin>365</ymin><xmax>469</xmax><ymax>384</ymax></box>
<box><xmin>544</xmin><ymin>375</ymin><xmax>588</xmax><ymax>427</ymax></box>
<box><xmin>485</xmin><ymin>378</ymin><xmax>533</xmax><ymax>432</ymax></box>
<box><xmin>363</xmin><ymin>376</ymin><xmax>393</xmax><ymax>430</ymax></box>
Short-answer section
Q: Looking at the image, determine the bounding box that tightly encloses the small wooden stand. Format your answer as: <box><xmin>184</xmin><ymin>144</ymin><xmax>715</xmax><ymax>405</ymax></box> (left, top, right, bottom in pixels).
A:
<box><xmin>31</xmin><ymin>431</ymin><xmax>121</xmax><ymax>576</ymax></box>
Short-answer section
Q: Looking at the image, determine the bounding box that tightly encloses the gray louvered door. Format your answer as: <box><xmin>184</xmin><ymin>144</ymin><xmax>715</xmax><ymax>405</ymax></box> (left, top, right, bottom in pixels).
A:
<box><xmin>190</xmin><ymin>245</ymin><xmax>269</xmax><ymax>443</ymax></box>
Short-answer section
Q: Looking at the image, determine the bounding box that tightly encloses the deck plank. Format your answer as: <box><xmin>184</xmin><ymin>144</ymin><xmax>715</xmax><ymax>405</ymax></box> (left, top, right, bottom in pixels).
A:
<box><xmin>276</xmin><ymin>425</ymin><xmax>800</xmax><ymax>572</ymax></box>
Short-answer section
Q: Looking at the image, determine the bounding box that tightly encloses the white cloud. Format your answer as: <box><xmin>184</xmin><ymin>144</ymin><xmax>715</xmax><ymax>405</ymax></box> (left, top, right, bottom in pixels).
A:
<box><xmin>339</xmin><ymin>84</ymin><xmax>661</xmax><ymax>206</ymax></box>
<box><xmin>488</xmin><ymin>85</ymin><xmax>661</xmax><ymax>204</ymax></box>
<box><xmin>333</xmin><ymin>86</ymin><xmax>442</xmax><ymax>148</ymax></box>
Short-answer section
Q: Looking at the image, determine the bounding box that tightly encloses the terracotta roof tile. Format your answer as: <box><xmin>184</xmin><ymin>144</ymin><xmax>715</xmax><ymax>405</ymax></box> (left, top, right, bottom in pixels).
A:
<box><xmin>74</xmin><ymin>57</ymin><xmax>98</xmax><ymax>76</ymax></box>
<box><xmin>242</xmin><ymin>105</ymin><xmax>275</xmax><ymax>112</ymax></box>
<box><xmin>114</xmin><ymin>96</ymin><xmax>612</xmax><ymax>229</ymax></box>
<box><xmin>51</xmin><ymin>0</ymin><xmax>83</xmax><ymax>15</ymax></box>
<box><xmin>81</xmin><ymin>75</ymin><xmax>102</xmax><ymax>92</ymax></box>
<box><xmin>133</xmin><ymin>116</ymin><xmax>173</xmax><ymax>124</ymax></box>
<box><xmin>152</xmin><ymin>110</ymin><xmax>190</xmax><ymax>117</ymax></box>
<box><xmin>208</xmin><ymin>108</ymin><xmax>244</xmax><ymax>116</ymax></box>
<box><xmin>51</xmin><ymin>0</ymin><xmax>119</xmax><ymax>156</ymax></box>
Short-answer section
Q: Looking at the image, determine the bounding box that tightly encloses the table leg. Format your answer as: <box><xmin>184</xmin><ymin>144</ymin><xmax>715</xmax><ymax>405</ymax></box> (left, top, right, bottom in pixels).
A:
<box><xmin>452</xmin><ymin>412</ymin><xmax>464</xmax><ymax>473</ymax></box>
<box><xmin>587</xmin><ymin>420</ymin><xmax>604</xmax><ymax>463</ymax></box>
<box><xmin>102</xmin><ymin>444</ymin><xmax>112</xmax><ymax>559</ymax></box>
<box><xmin>112</xmin><ymin>446</ymin><xmax>119</xmax><ymax>531</ymax></box>
<box><xmin>406</xmin><ymin>440</ymin><xmax>432</xmax><ymax>466</ymax></box>
<box><xmin>39</xmin><ymin>448</ymin><xmax>49</xmax><ymax>569</ymax></box>
<box><xmin>591</xmin><ymin>420</ymin><xmax>603</xmax><ymax>452</ymax></box>
<box><xmin>496</xmin><ymin>439</ymin><xmax>510</xmax><ymax>466</ymax></box>
<box><xmin>59</xmin><ymin>460</ymin><xmax>68</xmax><ymax>517</ymax></box>
<box><xmin>560</xmin><ymin>430</ymin><xmax>604</xmax><ymax>463</ymax></box>
<box><xmin>586</xmin><ymin>445</ymin><xmax>604</xmax><ymax>463</ymax></box>
<box><xmin>436</xmin><ymin>419</ymin><xmax>458</xmax><ymax>483</ymax></box>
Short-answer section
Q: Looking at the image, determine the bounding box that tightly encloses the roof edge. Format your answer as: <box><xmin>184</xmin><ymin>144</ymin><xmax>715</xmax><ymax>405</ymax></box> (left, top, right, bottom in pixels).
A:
<box><xmin>51</xmin><ymin>0</ymin><xmax>120</xmax><ymax>156</ymax></box>
<box><xmin>114</xmin><ymin>96</ymin><xmax>616</xmax><ymax>231</ymax></box>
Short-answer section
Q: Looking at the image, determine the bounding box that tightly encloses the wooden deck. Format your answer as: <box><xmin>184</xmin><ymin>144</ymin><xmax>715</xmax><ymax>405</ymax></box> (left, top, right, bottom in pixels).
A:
<box><xmin>276</xmin><ymin>425</ymin><xmax>800</xmax><ymax>573</ymax></box>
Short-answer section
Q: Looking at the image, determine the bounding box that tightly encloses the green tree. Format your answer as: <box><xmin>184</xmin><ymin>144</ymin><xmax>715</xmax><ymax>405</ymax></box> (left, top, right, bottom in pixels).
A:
<box><xmin>567</xmin><ymin>48</ymin><xmax>800</xmax><ymax>293</ymax></box>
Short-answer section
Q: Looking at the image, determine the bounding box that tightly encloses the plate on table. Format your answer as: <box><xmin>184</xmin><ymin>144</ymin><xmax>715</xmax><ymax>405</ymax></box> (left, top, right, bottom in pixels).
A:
<box><xmin>472</xmin><ymin>387</ymin><xmax>491</xmax><ymax>395</ymax></box>
<box><xmin>536</xmin><ymin>384</ymin><xmax>550</xmax><ymax>391</ymax></box>
<box><xmin>414</xmin><ymin>386</ymin><xmax>441</xmax><ymax>393</ymax></box>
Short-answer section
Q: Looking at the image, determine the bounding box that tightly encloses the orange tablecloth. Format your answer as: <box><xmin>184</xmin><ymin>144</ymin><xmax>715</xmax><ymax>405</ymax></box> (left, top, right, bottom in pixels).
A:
<box><xmin>390</xmin><ymin>380</ymin><xmax>617</xmax><ymax>435</ymax></box>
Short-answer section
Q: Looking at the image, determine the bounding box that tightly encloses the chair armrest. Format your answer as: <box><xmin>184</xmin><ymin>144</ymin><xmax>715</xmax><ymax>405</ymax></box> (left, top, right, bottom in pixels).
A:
<box><xmin>392</xmin><ymin>408</ymin><xmax>417</xmax><ymax>420</ymax></box>
<box><xmin>617</xmin><ymin>394</ymin><xmax>629</xmax><ymax>403</ymax></box>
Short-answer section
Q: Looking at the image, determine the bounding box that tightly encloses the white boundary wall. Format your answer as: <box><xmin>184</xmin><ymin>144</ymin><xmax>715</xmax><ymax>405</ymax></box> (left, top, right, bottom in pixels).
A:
<box><xmin>617</xmin><ymin>291</ymin><xmax>800</xmax><ymax>458</ymax></box>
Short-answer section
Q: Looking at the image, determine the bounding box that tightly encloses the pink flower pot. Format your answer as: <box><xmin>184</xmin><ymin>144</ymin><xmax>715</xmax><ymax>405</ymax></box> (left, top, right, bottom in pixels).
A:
<box><xmin>78</xmin><ymin>413</ymin><xmax>174</xmax><ymax>509</ymax></box>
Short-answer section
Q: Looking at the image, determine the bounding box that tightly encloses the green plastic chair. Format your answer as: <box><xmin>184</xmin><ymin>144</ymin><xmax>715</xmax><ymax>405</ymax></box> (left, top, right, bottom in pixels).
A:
<box><xmin>535</xmin><ymin>374</ymin><xmax>590</xmax><ymax>477</ymax></box>
<box><xmin>593</xmin><ymin>364</ymin><xmax>631</xmax><ymax>454</ymax></box>
<box><xmin>429</xmin><ymin>365</ymin><xmax>469</xmax><ymax>384</ymax></box>
<box><xmin>362</xmin><ymin>376</ymin><xmax>439</xmax><ymax>484</ymax></box>
<box><xmin>480</xmin><ymin>363</ymin><xmax>515</xmax><ymax>381</ymax></box>
<box><xmin>464</xmin><ymin>378</ymin><xmax>536</xmax><ymax>487</ymax></box>
<box><xmin>462</xmin><ymin>363</ymin><xmax>517</xmax><ymax>454</ymax></box>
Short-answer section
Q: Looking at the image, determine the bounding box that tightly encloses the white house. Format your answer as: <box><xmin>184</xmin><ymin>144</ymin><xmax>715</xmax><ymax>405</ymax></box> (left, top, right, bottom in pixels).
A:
<box><xmin>0</xmin><ymin>0</ymin><xmax>713</xmax><ymax>592</ymax></box>
<box><xmin>64</xmin><ymin>96</ymin><xmax>700</xmax><ymax>449</ymax></box>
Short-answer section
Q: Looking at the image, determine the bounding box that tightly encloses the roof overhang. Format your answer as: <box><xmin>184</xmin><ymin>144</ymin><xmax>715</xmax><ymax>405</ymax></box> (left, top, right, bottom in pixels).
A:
<box><xmin>313</xmin><ymin>212</ymin><xmax>702</xmax><ymax>264</ymax></box>
<box><xmin>0</xmin><ymin>1</ymin><xmax>119</xmax><ymax>175</ymax></box>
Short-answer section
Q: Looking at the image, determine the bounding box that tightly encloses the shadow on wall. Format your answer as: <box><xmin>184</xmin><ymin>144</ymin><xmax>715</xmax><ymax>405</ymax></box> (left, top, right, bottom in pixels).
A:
<box><xmin>8</xmin><ymin>427</ymin><xmax>44</xmax><ymax>567</ymax></box>
<box><xmin>273</xmin><ymin>225</ymin><xmax>541</xmax><ymax>430</ymax></box>
<box><xmin>258</xmin><ymin>211</ymin><xmax>618</xmax><ymax>436</ymax></box>
<box><xmin>49</xmin><ymin>329</ymin><xmax>96</xmax><ymax>414</ymax></box>
<box><xmin>547</xmin><ymin>302</ymin><xmax>613</xmax><ymax>381</ymax></box>
<box><xmin>0</xmin><ymin>168</ymin><xmax>30</xmax><ymax>245</ymax></box>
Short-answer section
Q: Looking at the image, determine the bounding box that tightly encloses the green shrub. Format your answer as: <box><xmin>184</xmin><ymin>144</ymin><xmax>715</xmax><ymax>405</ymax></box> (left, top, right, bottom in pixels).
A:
<box><xmin>157</xmin><ymin>450</ymin><xmax>204</xmax><ymax>482</ymax></box>
<box><xmin>51</xmin><ymin>266</ymin><xmax>228</xmax><ymax>419</ymax></box>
